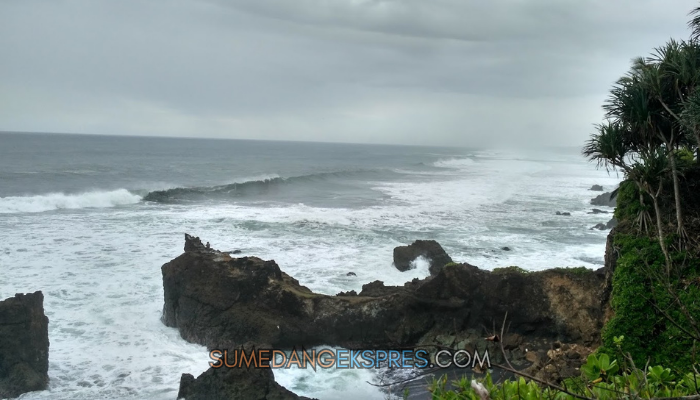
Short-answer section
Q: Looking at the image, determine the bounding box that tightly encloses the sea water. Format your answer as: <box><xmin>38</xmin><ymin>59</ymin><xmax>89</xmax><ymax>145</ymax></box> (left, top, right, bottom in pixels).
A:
<box><xmin>0</xmin><ymin>132</ymin><xmax>620</xmax><ymax>399</ymax></box>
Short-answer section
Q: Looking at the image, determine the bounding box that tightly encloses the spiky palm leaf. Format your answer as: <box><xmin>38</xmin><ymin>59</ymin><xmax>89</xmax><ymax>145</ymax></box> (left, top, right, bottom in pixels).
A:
<box><xmin>582</xmin><ymin>121</ymin><xmax>632</xmax><ymax>172</ymax></box>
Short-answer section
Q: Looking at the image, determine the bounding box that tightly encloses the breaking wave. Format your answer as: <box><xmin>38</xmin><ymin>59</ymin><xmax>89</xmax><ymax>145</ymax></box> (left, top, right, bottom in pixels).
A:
<box><xmin>143</xmin><ymin>169</ymin><xmax>385</xmax><ymax>203</ymax></box>
<box><xmin>0</xmin><ymin>189</ymin><xmax>142</xmax><ymax>214</ymax></box>
<box><xmin>433</xmin><ymin>157</ymin><xmax>476</xmax><ymax>168</ymax></box>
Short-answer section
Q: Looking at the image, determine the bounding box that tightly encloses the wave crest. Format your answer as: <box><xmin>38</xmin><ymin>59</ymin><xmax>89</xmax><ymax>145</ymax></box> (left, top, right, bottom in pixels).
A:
<box><xmin>143</xmin><ymin>170</ymin><xmax>379</xmax><ymax>203</ymax></box>
<box><xmin>0</xmin><ymin>189</ymin><xmax>142</xmax><ymax>214</ymax></box>
<box><xmin>433</xmin><ymin>157</ymin><xmax>476</xmax><ymax>168</ymax></box>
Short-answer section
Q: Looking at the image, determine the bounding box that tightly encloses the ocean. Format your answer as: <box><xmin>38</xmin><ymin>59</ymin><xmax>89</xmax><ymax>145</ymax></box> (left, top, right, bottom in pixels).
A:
<box><xmin>0</xmin><ymin>132</ymin><xmax>620</xmax><ymax>399</ymax></box>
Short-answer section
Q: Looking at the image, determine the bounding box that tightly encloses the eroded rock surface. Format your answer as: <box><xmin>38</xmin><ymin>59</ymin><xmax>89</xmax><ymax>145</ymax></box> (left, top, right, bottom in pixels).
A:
<box><xmin>393</xmin><ymin>240</ymin><xmax>453</xmax><ymax>275</ymax></box>
<box><xmin>164</xmin><ymin>235</ymin><xmax>608</xmax><ymax>353</ymax></box>
<box><xmin>0</xmin><ymin>291</ymin><xmax>49</xmax><ymax>399</ymax></box>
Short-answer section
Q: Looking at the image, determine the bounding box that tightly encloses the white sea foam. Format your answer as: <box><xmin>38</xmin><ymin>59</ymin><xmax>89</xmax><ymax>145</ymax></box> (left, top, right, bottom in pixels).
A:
<box><xmin>0</xmin><ymin>150</ymin><xmax>622</xmax><ymax>399</ymax></box>
<box><xmin>0</xmin><ymin>189</ymin><xmax>142</xmax><ymax>214</ymax></box>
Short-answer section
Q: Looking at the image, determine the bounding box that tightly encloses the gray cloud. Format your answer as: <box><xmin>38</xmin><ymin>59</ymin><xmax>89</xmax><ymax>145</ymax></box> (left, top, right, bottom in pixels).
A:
<box><xmin>0</xmin><ymin>0</ymin><xmax>695</xmax><ymax>147</ymax></box>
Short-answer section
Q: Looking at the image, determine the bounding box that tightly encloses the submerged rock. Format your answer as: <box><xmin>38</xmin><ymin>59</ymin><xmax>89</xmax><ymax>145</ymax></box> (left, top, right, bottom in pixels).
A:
<box><xmin>555</xmin><ymin>211</ymin><xmax>571</xmax><ymax>216</ymax></box>
<box><xmin>393</xmin><ymin>240</ymin><xmax>453</xmax><ymax>275</ymax></box>
<box><xmin>0</xmin><ymin>291</ymin><xmax>49</xmax><ymax>399</ymax></box>
<box><xmin>589</xmin><ymin>185</ymin><xmax>604</xmax><ymax>191</ymax></box>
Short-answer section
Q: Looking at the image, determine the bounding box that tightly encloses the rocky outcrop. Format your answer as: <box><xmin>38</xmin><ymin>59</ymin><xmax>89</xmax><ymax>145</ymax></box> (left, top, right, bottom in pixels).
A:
<box><xmin>163</xmin><ymin>235</ymin><xmax>609</xmax><ymax>354</ymax></box>
<box><xmin>590</xmin><ymin>192</ymin><xmax>617</xmax><ymax>207</ymax></box>
<box><xmin>393</xmin><ymin>240</ymin><xmax>453</xmax><ymax>275</ymax></box>
<box><xmin>0</xmin><ymin>291</ymin><xmax>49</xmax><ymax>399</ymax></box>
<box><xmin>589</xmin><ymin>185</ymin><xmax>604</xmax><ymax>191</ymax></box>
<box><xmin>177</xmin><ymin>343</ymin><xmax>314</xmax><ymax>400</ymax></box>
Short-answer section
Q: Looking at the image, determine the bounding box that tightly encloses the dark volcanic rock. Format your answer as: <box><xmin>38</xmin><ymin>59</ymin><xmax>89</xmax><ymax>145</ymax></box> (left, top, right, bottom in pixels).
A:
<box><xmin>588</xmin><ymin>208</ymin><xmax>608</xmax><ymax>214</ymax></box>
<box><xmin>555</xmin><ymin>211</ymin><xmax>571</xmax><ymax>216</ymax></box>
<box><xmin>590</xmin><ymin>218</ymin><xmax>618</xmax><ymax>231</ymax></box>
<box><xmin>346</xmin><ymin>272</ymin><xmax>356</xmax><ymax>276</ymax></box>
<box><xmin>393</xmin><ymin>240</ymin><xmax>453</xmax><ymax>276</ymax></box>
<box><xmin>0</xmin><ymin>291</ymin><xmax>49</xmax><ymax>398</ymax></box>
<box><xmin>184</xmin><ymin>234</ymin><xmax>208</xmax><ymax>253</ymax></box>
<box><xmin>590</xmin><ymin>191</ymin><xmax>617</xmax><ymax>207</ymax></box>
<box><xmin>177</xmin><ymin>344</ymin><xmax>315</xmax><ymax>400</ymax></box>
<box><xmin>501</xmin><ymin>246</ymin><xmax>511</xmax><ymax>251</ymax></box>
<box><xmin>589</xmin><ymin>185</ymin><xmax>604</xmax><ymax>191</ymax></box>
<box><xmin>590</xmin><ymin>223</ymin><xmax>607</xmax><ymax>230</ymax></box>
<box><xmin>163</xmin><ymin>235</ymin><xmax>608</xmax><ymax>352</ymax></box>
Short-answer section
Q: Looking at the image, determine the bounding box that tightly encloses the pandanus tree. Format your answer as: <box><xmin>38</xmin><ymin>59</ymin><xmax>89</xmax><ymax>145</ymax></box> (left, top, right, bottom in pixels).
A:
<box><xmin>627</xmin><ymin>149</ymin><xmax>674</xmax><ymax>275</ymax></box>
<box><xmin>681</xmin><ymin>88</ymin><xmax>700</xmax><ymax>159</ymax></box>
<box><xmin>606</xmin><ymin>53</ymin><xmax>688</xmax><ymax>239</ymax></box>
<box><xmin>686</xmin><ymin>7</ymin><xmax>700</xmax><ymax>153</ymax></box>
<box><xmin>582</xmin><ymin>121</ymin><xmax>653</xmax><ymax>233</ymax></box>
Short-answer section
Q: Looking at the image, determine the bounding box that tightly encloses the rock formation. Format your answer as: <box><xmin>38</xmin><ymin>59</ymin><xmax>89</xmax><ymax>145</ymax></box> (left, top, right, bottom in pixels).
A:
<box><xmin>392</xmin><ymin>240</ymin><xmax>453</xmax><ymax>275</ymax></box>
<box><xmin>0</xmin><ymin>291</ymin><xmax>49</xmax><ymax>399</ymax></box>
<box><xmin>589</xmin><ymin>185</ymin><xmax>604</xmax><ymax>191</ymax></box>
<box><xmin>590</xmin><ymin>192</ymin><xmax>617</xmax><ymax>207</ymax></box>
<box><xmin>177</xmin><ymin>343</ymin><xmax>314</xmax><ymax>400</ymax></box>
<box><xmin>164</xmin><ymin>235</ymin><xmax>608</xmax><ymax>353</ymax></box>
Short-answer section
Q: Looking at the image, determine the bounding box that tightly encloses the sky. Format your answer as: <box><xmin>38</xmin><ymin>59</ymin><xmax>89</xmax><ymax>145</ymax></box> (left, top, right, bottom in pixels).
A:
<box><xmin>0</xmin><ymin>0</ymin><xmax>697</xmax><ymax>147</ymax></box>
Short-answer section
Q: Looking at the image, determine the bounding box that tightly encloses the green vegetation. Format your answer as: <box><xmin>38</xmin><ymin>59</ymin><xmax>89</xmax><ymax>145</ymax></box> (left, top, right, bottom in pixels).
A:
<box><xmin>599</xmin><ymin>233</ymin><xmax>700</xmax><ymax>371</ymax></box>
<box><xmin>549</xmin><ymin>267</ymin><xmax>592</xmax><ymax>276</ymax></box>
<box><xmin>425</xmin><ymin>353</ymin><xmax>700</xmax><ymax>399</ymax></box>
<box><xmin>491</xmin><ymin>266</ymin><xmax>530</xmax><ymax>274</ymax></box>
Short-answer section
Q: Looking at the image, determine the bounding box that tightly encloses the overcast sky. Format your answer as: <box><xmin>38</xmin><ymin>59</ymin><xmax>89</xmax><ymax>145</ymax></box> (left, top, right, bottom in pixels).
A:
<box><xmin>0</xmin><ymin>0</ymin><xmax>696</xmax><ymax>147</ymax></box>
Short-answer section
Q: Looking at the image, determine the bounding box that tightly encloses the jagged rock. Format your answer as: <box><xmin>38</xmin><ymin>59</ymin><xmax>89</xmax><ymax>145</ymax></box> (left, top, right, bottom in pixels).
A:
<box><xmin>0</xmin><ymin>291</ymin><xmax>49</xmax><ymax>398</ymax></box>
<box><xmin>346</xmin><ymin>272</ymin><xmax>356</xmax><ymax>276</ymax></box>
<box><xmin>184</xmin><ymin>234</ymin><xmax>208</xmax><ymax>253</ymax></box>
<box><xmin>177</xmin><ymin>344</ymin><xmax>315</xmax><ymax>400</ymax></box>
<box><xmin>590</xmin><ymin>191</ymin><xmax>617</xmax><ymax>207</ymax></box>
<box><xmin>589</xmin><ymin>185</ymin><xmax>604</xmax><ymax>191</ymax></box>
<box><xmin>555</xmin><ymin>211</ymin><xmax>571</xmax><ymax>216</ymax></box>
<box><xmin>162</xmin><ymin>237</ymin><xmax>609</xmax><ymax>352</ymax></box>
<box><xmin>393</xmin><ymin>240</ymin><xmax>453</xmax><ymax>276</ymax></box>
